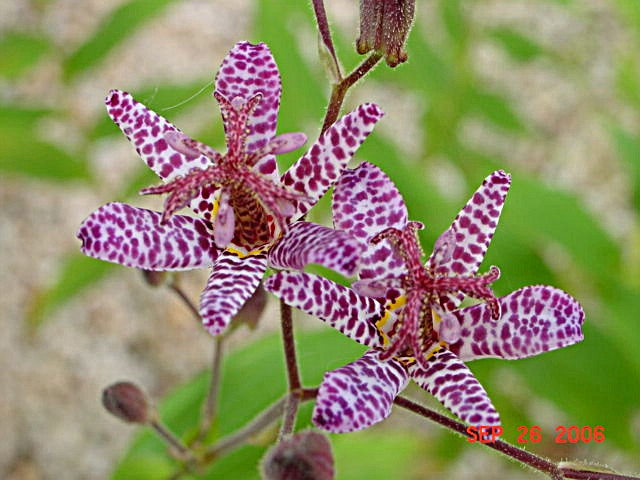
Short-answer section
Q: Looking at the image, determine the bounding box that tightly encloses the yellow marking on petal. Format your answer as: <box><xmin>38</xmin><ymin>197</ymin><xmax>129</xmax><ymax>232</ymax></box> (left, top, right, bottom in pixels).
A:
<box><xmin>375</xmin><ymin>295</ymin><xmax>407</xmax><ymax>347</ymax></box>
<box><xmin>432</xmin><ymin>308</ymin><xmax>442</xmax><ymax>325</ymax></box>
<box><xmin>210</xmin><ymin>191</ymin><xmax>221</xmax><ymax>219</ymax></box>
<box><xmin>386</xmin><ymin>295</ymin><xmax>407</xmax><ymax>311</ymax></box>
<box><xmin>225</xmin><ymin>246</ymin><xmax>268</xmax><ymax>258</ymax></box>
<box><xmin>424</xmin><ymin>343</ymin><xmax>443</xmax><ymax>361</ymax></box>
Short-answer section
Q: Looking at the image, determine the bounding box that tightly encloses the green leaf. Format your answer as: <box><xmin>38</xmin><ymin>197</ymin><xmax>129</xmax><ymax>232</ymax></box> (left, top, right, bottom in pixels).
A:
<box><xmin>63</xmin><ymin>0</ymin><xmax>178</xmax><ymax>80</ymax></box>
<box><xmin>469</xmin><ymin>88</ymin><xmax>528</xmax><ymax>133</ymax></box>
<box><xmin>441</xmin><ymin>0</ymin><xmax>470</xmax><ymax>49</ymax></box>
<box><xmin>615</xmin><ymin>56</ymin><xmax>640</xmax><ymax>108</ymax></box>
<box><xmin>0</xmin><ymin>107</ymin><xmax>90</xmax><ymax>180</ymax></box>
<box><xmin>332</xmin><ymin>430</ymin><xmax>425</xmax><ymax>480</ymax></box>
<box><xmin>487</xmin><ymin>27</ymin><xmax>546</xmax><ymax>62</ymax></box>
<box><xmin>0</xmin><ymin>32</ymin><xmax>49</xmax><ymax>79</ymax></box>
<box><xmin>27</xmin><ymin>254</ymin><xmax>116</xmax><ymax>330</ymax></box>
<box><xmin>609</xmin><ymin>125</ymin><xmax>640</xmax><ymax>209</ymax></box>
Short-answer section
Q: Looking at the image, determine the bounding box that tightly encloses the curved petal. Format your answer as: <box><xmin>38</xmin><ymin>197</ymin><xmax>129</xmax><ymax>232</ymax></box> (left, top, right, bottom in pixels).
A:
<box><xmin>428</xmin><ymin>170</ymin><xmax>510</xmax><ymax>277</ymax></box>
<box><xmin>282</xmin><ymin>103</ymin><xmax>384</xmax><ymax>220</ymax></box>
<box><xmin>215</xmin><ymin>42</ymin><xmax>281</xmax><ymax>153</ymax></box>
<box><xmin>313</xmin><ymin>352</ymin><xmax>409</xmax><ymax>433</ymax></box>
<box><xmin>408</xmin><ymin>348</ymin><xmax>500</xmax><ymax>426</ymax></box>
<box><xmin>332</xmin><ymin>161</ymin><xmax>408</xmax><ymax>282</ymax></box>
<box><xmin>449</xmin><ymin>286</ymin><xmax>585</xmax><ymax>361</ymax></box>
<box><xmin>200</xmin><ymin>250</ymin><xmax>267</xmax><ymax>336</ymax></box>
<box><xmin>77</xmin><ymin>202</ymin><xmax>219</xmax><ymax>270</ymax></box>
<box><xmin>105</xmin><ymin>90</ymin><xmax>210</xmax><ymax>181</ymax></box>
<box><xmin>264</xmin><ymin>272</ymin><xmax>385</xmax><ymax>348</ymax></box>
<box><xmin>268</xmin><ymin>221</ymin><xmax>365</xmax><ymax>277</ymax></box>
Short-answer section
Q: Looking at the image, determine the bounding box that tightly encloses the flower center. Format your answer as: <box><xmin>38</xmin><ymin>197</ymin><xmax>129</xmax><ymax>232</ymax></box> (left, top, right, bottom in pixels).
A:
<box><xmin>139</xmin><ymin>93</ymin><xmax>309</xmax><ymax>250</ymax></box>
<box><xmin>370</xmin><ymin>221</ymin><xmax>501</xmax><ymax>366</ymax></box>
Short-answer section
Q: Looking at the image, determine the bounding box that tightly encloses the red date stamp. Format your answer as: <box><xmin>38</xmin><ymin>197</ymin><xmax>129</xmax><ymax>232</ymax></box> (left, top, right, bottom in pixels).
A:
<box><xmin>518</xmin><ymin>425</ymin><xmax>605</xmax><ymax>444</ymax></box>
<box><xmin>466</xmin><ymin>425</ymin><xmax>605</xmax><ymax>443</ymax></box>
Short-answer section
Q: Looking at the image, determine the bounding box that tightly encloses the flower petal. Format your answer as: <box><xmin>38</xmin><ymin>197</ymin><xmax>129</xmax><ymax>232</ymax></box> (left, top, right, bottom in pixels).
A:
<box><xmin>105</xmin><ymin>90</ymin><xmax>210</xmax><ymax>181</ymax></box>
<box><xmin>332</xmin><ymin>161</ymin><xmax>408</xmax><ymax>282</ymax></box>
<box><xmin>215</xmin><ymin>41</ymin><xmax>281</xmax><ymax>153</ymax></box>
<box><xmin>449</xmin><ymin>285</ymin><xmax>585</xmax><ymax>361</ymax></box>
<box><xmin>264</xmin><ymin>272</ymin><xmax>385</xmax><ymax>348</ymax></box>
<box><xmin>428</xmin><ymin>170</ymin><xmax>511</xmax><ymax>278</ymax></box>
<box><xmin>200</xmin><ymin>250</ymin><xmax>267</xmax><ymax>336</ymax></box>
<box><xmin>77</xmin><ymin>202</ymin><xmax>219</xmax><ymax>270</ymax></box>
<box><xmin>268</xmin><ymin>222</ymin><xmax>365</xmax><ymax>277</ymax></box>
<box><xmin>408</xmin><ymin>348</ymin><xmax>500</xmax><ymax>426</ymax></box>
<box><xmin>282</xmin><ymin>104</ymin><xmax>384</xmax><ymax>220</ymax></box>
<box><xmin>313</xmin><ymin>352</ymin><xmax>409</xmax><ymax>433</ymax></box>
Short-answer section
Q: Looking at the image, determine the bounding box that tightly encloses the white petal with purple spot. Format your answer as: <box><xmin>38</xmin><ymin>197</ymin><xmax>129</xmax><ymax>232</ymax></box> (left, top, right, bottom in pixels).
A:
<box><xmin>200</xmin><ymin>250</ymin><xmax>267</xmax><ymax>336</ymax></box>
<box><xmin>408</xmin><ymin>348</ymin><xmax>500</xmax><ymax>426</ymax></box>
<box><xmin>264</xmin><ymin>272</ymin><xmax>385</xmax><ymax>348</ymax></box>
<box><xmin>313</xmin><ymin>352</ymin><xmax>409</xmax><ymax>433</ymax></box>
<box><xmin>449</xmin><ymin>285</ymin><xmax>585</xmax><ymax>361</ymax></box>
<box><xmin>282</xmin><ymin>104</ymin><xmax>384</xmax><ymax>220</ymax></box>
<box><xmin>268</xmin><ymin>221</ymin><xmax>364</xmax><ymax>277</ymax></box>
<box><xmin>77</xmin><ymin>202</ymin><xmax>219</xmax><ymax>270</ymax></box>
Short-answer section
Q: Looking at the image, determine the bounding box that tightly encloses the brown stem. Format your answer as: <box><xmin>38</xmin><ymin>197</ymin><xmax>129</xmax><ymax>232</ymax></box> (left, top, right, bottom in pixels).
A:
<box><xmin>394</xmin><ymin>396</ymin><xmax>640</xmax><ymax>480</ymax></box>
<box><xmin>321</xmin><ymin>52</ymin><xmax>383</xmax><ymax>134</ymax></box>
<box><xmin>280</xmin><ymin>299</ymin><xmax>301</xmax><ymax>391</ymax></box>
<box><xmin>278</xmin><ymin>299</ymin><xmax>302</xmax><ymax>439</ymax></box>
<box><xmin>150</xmin><ymin>418</ymin><xmax>196</xmax><ymax>463</ymax></box>
<box><xmin>169</xmin><ymin>280</ymin><xmax>201</xmax><ymax>323</ymax></box>
<box><xmin>203</xmin><ymin>395</ymin><xmax>285</xmax><ymax>462</ymax></box>
<box><xmin>311</xmin><ymin>0</ymin><xmax>342</xmax><ymax>79</ymax></box>
<box><xmin>197</xmin><ymin>335</ymin><xmax>224</xmax><ymax>442</ymax></box>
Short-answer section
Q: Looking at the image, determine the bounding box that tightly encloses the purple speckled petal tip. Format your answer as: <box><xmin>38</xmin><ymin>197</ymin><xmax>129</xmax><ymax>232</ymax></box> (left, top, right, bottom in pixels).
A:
<box><xmin>268</xmin><ymin>221</ymin><xmax>365</xmax><ymax>277</ymax></box>
<box><xmin>77</xmin><ymin>202</ymin><xmax>219</xmax><ymax>270</ymax></box>
<box><xmin>215</xmin><ymin>41</ymin><xmax>281</xmax><ymax>153</ymax></box>
<box><xmin>313</xmin><ymin>352</ymin><xmax>409</xmax><ymax>433</ymax></box>
<box><xmin>200</xmin><ymin>250</ymin><xmax>267</xmax><ymax>336</ymax></box>
<box><xmin>282</xmin><ymin>104</ymin><xmax>384</xmax><ymax>220</ymax></box>
<box><xmin>105</xmin><ymin>90</ymin><xmax>210</xmax><ymax>182</ymax></box>
<box><xmin>263</xmin><ymin>272</ymin><xmax>385</xmax><ymax>348</ymax></box>
<box><xmin>428</xmin><ymin>170</ymin><xmax>511</xmax><ymax>277</ymax></box>
<box><xmin>408</xmin><ymin>348</ymin><xmax>500</xmax><ymax>427</ymax></box>
<box><xmin>449</xmin><ymin>285</ymin><xmax>585</xmax><ymax>361</ymax></box>
<box><xmin>333</xmin><ymin>161</ymin><xmax>409</xmax><ymax>282</ymax></box>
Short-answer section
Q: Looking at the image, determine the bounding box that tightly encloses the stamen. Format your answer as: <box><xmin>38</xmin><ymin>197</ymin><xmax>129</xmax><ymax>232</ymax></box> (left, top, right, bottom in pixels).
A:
<box><xmin>214</xmin><ymin>189</ymin><xmax>235</xmax><ymax>248</ymax></box>
<box><xmin>164</xmin><ymin>131</ymin><xmax>201</xmax><ymax>158</ymax></box>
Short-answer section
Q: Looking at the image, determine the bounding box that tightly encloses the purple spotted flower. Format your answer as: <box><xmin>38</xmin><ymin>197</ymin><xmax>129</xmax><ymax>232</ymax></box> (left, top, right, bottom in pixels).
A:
<box><xmin>265</xmin><ymin>162</ymin><xmax>585</xmax><ymax>432</ymax></box>
<box><xmin>77</xmin><ymin>42</ymin><xmax>383</xmax><ymax>336</ymax></box>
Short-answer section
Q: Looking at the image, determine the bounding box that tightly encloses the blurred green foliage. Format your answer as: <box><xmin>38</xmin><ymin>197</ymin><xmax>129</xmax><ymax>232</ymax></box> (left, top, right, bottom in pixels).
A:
<box><xmin>2</xmin><ymin>0</ymin><xmax>639</xmax><ymax>477</ymax></box>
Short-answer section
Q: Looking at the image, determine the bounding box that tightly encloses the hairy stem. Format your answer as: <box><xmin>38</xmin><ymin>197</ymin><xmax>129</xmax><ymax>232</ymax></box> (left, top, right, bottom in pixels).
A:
<box><xmin>311</xmin><ymin>0</ymin><xmax>342</xmax><ymax>80</ymax></box>
<box><xmin>278</xmin><ymin>299</ymin><xmax>302</xmax><ymax>439</ymax></box>
<box><xmin>150</xmin><ymin>417</ymin><xmax>196</xmax><ymax>462</ymax></box>
<box><xmin>197</xmin><ymin>335</ymin><xmax>224</xmax><ymax>442</ymax></box>
<box><xmin>321</xmin><ymin>52</ymin><xmax>383</xmax><ymax>134</ymax></box>
<box><xmin>169</xmin><ymin>279</ymin><xmax>200</xmax><ymax>323</ymax></box>
<box><xmin>394</xmin><ymin>396</ymin><xmax>640</xmax><ymax>480</ymax></box>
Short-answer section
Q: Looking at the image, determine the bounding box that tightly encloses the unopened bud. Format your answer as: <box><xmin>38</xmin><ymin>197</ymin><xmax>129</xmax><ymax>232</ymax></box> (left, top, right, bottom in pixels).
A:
<box><xmin>141</xmin><ymin>269</ymin><xmax>167</xmax><ymax>287</ymax></box>
<box><xmin>357</xmin><ymin>0</ymin><xmax>416</xmax><ymax>67</ymax></box>
<box><xmin>102</xmin><ymin>381</ymin><xmax>152</xmax><ymax>424</ymax></box>
<box><xmin>261</xmin><ymin>431</ymin><xmax>334</xmax><ymax>480</ymax></box>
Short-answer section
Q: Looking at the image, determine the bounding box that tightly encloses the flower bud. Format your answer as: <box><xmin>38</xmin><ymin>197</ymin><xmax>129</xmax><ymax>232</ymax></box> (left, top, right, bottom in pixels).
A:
<box><xmin>102</xmin><ymin>381</ymin><xmax>152</xmax><ymax>424</ymax></box>
<box><xmin>261</xmin><ymin>431</ymin><xmax>334</xmax><ymax>480</ymax></box>
<box><xmin>357</xmin><ymin>0</ymin><xmax>416</xmax><ymax>67</ymax></box>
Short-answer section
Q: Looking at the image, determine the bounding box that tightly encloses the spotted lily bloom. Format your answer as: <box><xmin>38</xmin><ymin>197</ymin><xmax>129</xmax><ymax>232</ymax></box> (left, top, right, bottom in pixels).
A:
<box><xmin>265</xmin><ymin>162</ymin><xmax>585</xmax><ymax>432</ymax></box>
<box><xmin>77</xmin><ymin>42</ymin><xmax>383</xmax><ymax>336</ymax></box>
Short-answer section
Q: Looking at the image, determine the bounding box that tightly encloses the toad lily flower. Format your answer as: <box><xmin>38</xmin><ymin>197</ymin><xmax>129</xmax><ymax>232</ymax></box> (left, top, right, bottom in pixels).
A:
<box><xmin>77</xmin><ymin>42</ymin><xmax>383</xmax><ymax>336</ymax></box>
<box><xmin>264</xmin><ymin>162</ymin><xmax>584</xmax><ymax>432</ymax></box>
